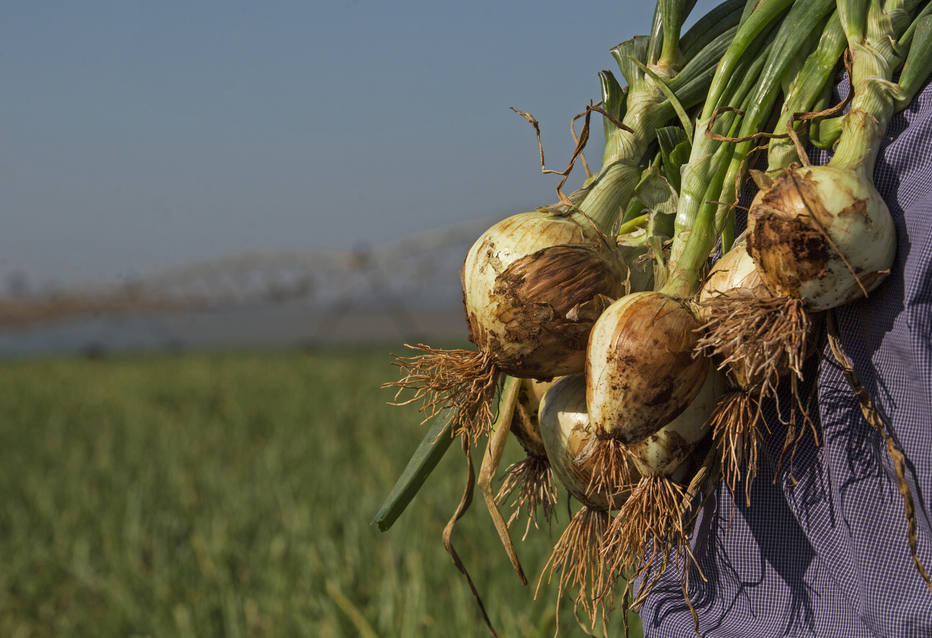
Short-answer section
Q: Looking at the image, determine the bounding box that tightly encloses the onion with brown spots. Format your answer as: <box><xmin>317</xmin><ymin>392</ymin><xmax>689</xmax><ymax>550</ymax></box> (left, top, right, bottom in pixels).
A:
<box><xmin>747</xmin><ymin>165</ymin><xmax>895</xmax><ymax>311</ymax></box>
<box><xmin>587</xmin><ymin>292</ymin><xmax>710</xmax><ymax>443</ymax></box>
<box><xmin>462</xmin><ymin>209</ymin><xmax>628</xmax><ymax>380</ymax></box>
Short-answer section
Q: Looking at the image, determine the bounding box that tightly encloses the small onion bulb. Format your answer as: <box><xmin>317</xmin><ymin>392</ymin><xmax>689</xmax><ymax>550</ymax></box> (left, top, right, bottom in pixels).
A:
<box><xmin>625</xmin><ymin>365</ymin><xmax>724</xmax><ymax>477</ymax></box>
<box><xmin>698</xmin><ymin>235</ymin><xmax>766</xmax><ymax>309</ymax></box>
<box><xmin>697</xmin><ymin>235</ymin><xmax>770</xmax><ymax>389</ymax></box>
<box><xmin>538</xmin><ymin>374</ymin><xmax>624</xmax><ymax>509</ymax></box>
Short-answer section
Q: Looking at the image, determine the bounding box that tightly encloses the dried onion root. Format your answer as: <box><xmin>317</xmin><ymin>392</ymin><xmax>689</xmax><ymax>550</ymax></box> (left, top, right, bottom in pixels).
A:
<box><xmin>539</xmin><ymin>506</ymin><xmax>613</xmax><ymax>635</ymax></box>
<box><xmin>496</xmin><ymin>453</ymin><xmax>557</xmax><ymax>540</ymax></box>
<box><xmin>495</xmin><ymin>379</ymin><xmax>559</xmax><ymax>537</ymax></box>
<box><xmin>600</xmin><ymin>476</ymin><xmax>691</xmax><ymax>600</ymax></box>
<box><xmin>706</xmin><ymin>390</ymin><xmax>764</xmax><ymax>506</ymax></box>
<box><xmin>384</xmin><ymin>344</ymin><xmax>500</xmax><ymax>446</ymax></box>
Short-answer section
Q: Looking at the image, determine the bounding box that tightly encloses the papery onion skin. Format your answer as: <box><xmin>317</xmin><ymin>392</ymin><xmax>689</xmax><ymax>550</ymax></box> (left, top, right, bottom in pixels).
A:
<box><xmin>510</xmin><ymin>379</ymin><xmax>553</xmax><ymax>458</ymax></box>
<box><xmin>698</xmin><ymin>235</ymin><xmax>767</xmax><ymax>309</ymax></box>
<box><xmin>539</xmin><ymin>374</ymin><xmax>619</xmax><ymax>510</ymax></box>
<box><xmin>746</xmin><ymin>165</ymin><xmax>895</xmax><ymax>312</ymax></box>
<box><xmin>586</xmin><ymin>291</ymin><xmax>707</xmax><ymax>441</ymax></box>
<box><xmin>462</xmin><ymin>211</ymin><xmax>627</xmax><ymax>379</ymax></box>
<box><xmin>626</xmin><ymin>366</ymin><xmax>724</xmax><ymax>476</ymax></box>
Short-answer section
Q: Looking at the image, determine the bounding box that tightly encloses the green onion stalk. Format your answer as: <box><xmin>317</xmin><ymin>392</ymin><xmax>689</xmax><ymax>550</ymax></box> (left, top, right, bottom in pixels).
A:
<box><xmin>581</xmin><ymin>0</ymin><xmax>741</xmax><ymax>241</ymax></box>
<box><xmin>766</xmin><ymin>12</ymin><xmax>848</xmax><ymax>171</ymax></box>
<box><xmin>807</xmin><ymin>1</ymin><xmax>932</xmax><ymax>149</ymax></box>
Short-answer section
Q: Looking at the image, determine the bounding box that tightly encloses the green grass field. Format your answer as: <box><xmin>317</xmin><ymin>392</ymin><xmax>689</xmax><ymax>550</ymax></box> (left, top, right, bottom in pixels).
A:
<box><xmin>0</xmin><ymin>347</ymin><xmax>642</xmax><ymax>637</ymax></box>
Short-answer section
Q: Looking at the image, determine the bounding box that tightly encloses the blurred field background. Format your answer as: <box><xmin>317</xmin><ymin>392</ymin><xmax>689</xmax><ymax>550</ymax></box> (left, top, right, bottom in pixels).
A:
<box><xmin>0</xmin><ymin>344</ymin><xmax>643</xmax><ymax>637</ymax></box>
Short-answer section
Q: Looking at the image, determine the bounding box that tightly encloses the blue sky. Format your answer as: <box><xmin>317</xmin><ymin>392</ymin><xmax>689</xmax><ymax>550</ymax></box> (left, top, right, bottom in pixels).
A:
<box><xmin>2</xmin><ymin>0</ymin><xmax>720</xmax><ymax>286</ymax></box>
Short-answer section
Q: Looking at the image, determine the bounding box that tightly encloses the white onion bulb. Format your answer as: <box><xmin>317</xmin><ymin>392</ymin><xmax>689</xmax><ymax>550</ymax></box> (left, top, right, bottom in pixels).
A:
<box><xmin>538</xmin><ymin>374</ymin><xmax>620</xmax><ymax>509</ymax></box>
<box><xmin>747</xmin><ymin>165</ymin><xmax>895</xmax><ymax>311</ymax></box>
<box><xmin>587</xmin><ymin>291</ymin><xmax>708</xmax><ymax>442</ymax></box>
<box><xmin>462</xmin><ymin>211</ymin><xmax>627</xmax><ymax>380</ymax></box>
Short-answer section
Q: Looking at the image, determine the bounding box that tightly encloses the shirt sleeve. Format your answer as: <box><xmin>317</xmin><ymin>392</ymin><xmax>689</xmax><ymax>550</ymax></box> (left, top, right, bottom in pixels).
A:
<box><xmin>638</xmin><ymin>80</ymin><xmax>932</xmax><ymax>638</ymax></box>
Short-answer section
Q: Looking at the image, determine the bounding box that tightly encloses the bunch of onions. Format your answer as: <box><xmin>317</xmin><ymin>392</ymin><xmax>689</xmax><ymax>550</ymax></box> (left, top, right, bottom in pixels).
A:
<box><xmin>587</xmin><ymin>0</ymin><xmax>819</xmax><ymax>593</ymax></box>
<box><xmin>384</xmin><ymin>0</ymin><xmax>741</xmax><ymax>449</ymax></box>
<box><xmin>694</xmin><ymin>10</ymin><xmax>847</xmax><ymax>503</ymax></box>
<box><xmin>378</xmin><ymin>0</ymin><xmax>932</xmax><ymax>632</ymax></box>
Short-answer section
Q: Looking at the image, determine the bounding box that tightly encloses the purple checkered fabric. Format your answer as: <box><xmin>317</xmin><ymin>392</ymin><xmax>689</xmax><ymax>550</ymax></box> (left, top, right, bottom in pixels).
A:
<box><xmin>639</xmin><ymin>80</ymin><xmax>932</xmax><ymax>636</ymax></box>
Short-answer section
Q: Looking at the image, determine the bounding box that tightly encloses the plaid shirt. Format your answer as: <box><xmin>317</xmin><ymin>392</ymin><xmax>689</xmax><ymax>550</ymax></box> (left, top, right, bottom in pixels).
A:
<box><xmin>639</xmin><ymin>81</ymin><xmax>932</xmax><ymax>637</ymax></box>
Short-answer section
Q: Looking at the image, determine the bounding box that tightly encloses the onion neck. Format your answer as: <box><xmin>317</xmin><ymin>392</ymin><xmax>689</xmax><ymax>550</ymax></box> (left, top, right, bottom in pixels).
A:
<box><xmin>580</xmin><ymin>87</ymin><xmax>666</xmax><ymax>235</ymax></box>
<box><xmin>576</xmin><ymin>161</ymin><xmax>643</xmax><ymax>234</ymax></box>
<box><xmin>829</xmin><ymin>2</ymin><xmax>900</xmax><ymax>178</ymax></box>
<box><xmin>601</xmin><ymin>81</ymin><xmax>665</xmax><ymax>167</ymax></box>
<box><xmin>827</xmin><ymin>61</ymin><xmax>895</xmax><ymax>179</ymax></box>
<box><xmin>661</xmin><ymin>175</ymin><xmax>724</xmax><ymax>299</ymax></box>
<box><xmin>662</xmin><ymin>113</ymin><xmax>738</xmax><ymax>300</ymax></box>
<box><xmin>657</xmin><ymin>0</ymin><xmax>689</xmax><ymax>72</ymax></box>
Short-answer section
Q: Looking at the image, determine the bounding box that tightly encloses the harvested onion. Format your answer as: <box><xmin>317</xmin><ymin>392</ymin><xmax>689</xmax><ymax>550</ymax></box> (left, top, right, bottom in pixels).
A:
<box><xmin>747</xmin><ymin>165</ymin><xmax>895</xmax><ymax>311</ymax></box>
<box><xmin>537</xmin><ymin>373</ymin><xmax>629</xmax><ymax>628</ymax></box>
<box><xmin>587</xmin><ymin>291</ymin><xmax>708</xmax><ymax>443</ymax></box>
<box><xmin>462</xmin><ymin>209</ymin><xmax>627</xmax><ymax>379</ymax></box>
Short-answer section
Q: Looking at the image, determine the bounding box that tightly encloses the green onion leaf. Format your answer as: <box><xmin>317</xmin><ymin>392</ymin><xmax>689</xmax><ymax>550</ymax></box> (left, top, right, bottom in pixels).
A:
<box><xmin>371</xmin><ymin>412</ymin><xmax>455</xmax><ymax>532</ymax></box>
<box><xmin>631</xmin><ymin>57</ymin><xmax>694</xmax><ymax>140</ymax></box>
<box><xmin>897</xmin><ymin>14</ymin><xmax>932</xmax><ymax>108</ymax></box>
